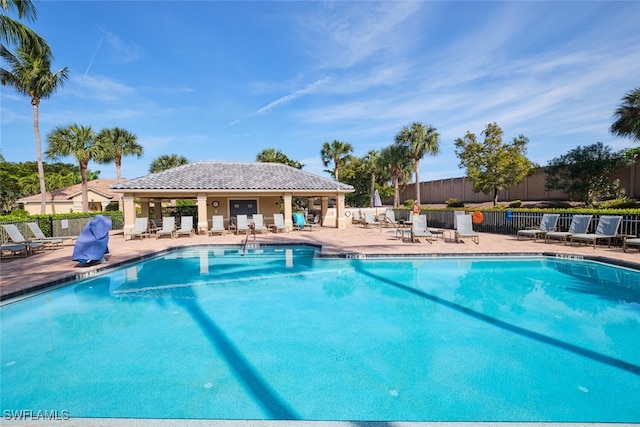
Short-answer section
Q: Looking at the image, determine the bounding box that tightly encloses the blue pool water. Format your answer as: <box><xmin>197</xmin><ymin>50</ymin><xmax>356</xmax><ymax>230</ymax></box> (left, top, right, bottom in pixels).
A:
<box><xmin>1</xmin><ymin>246</ymin><xmax>639</xmax><ymax>422</ymax></box>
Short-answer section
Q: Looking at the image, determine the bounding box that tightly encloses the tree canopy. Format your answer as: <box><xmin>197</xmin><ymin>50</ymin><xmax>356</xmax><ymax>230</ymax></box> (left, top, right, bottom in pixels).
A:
<box><xmin>610</xmin><ymin>87</ymin><xmax>640</xmax><ymax>143</ymax></box>
<box><xmin>255</xmin><ymin>148</ymin><xmax>303</xmax><ymax>169</ymax></box>
<box><xmin>149</xmin><ymin>154</ymin><xmax>189</xmax><ymax>173</ymax></box>
<box><xmin>320</xmin><ymin>140</ymin><xmax>353</xmax><ymax>181</ymax></box>
<box><xmin>545</xmin><ymin>142</ymin><xmax>633</xmax><ymax>205</ymax></box>
<box><xmin>0</xmin><ymin>0</ymin><xmax>50</xmax><ymax>54</ymax></box>
<box><xmin>454</xmin><ymin>122</ymin><xmax>533</xmax><ymax>205</ymax></box>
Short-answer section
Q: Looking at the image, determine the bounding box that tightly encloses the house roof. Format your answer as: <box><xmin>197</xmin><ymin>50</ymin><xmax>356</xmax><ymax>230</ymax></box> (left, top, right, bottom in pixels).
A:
<box><xmin>109</xmin><ymin>162</ymin><xmax>354</xmax><ymax>192</ymax></box>
<box><xmin>18</xmin><ymin>178</ymin><xmax>118</xmax><ymax>203</ymax></box>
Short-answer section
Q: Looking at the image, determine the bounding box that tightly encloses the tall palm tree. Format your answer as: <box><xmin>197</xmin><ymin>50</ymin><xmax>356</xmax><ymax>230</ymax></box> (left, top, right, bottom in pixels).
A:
<box><xmin>394</xmin><ymin>122</ymin><xmax>440</xmax><ymax>203</ymax></box>
<box><xmin>321</xmin><ymin>140</ymin><xmax>353</xmax><ymax>181</ymax></box>
<box><xmin>610</xmin><ymin>87</ymin><xmax>640</xmax><ymax>143</ymax></box>
<box><xmin>1</xmin><ymin>0</ymin><xmax>50</xmax><ymax>54</ymax></box>
<box><xmin>149</xmin><ymin>154</ymin><xmax>189</xmax><ymax>173</ymax></box>
<box><xmin>96</xmin><ymin>127</ymin><xmax>142</xmax><ymax>180</ymax></box>
<box><xmin>363</xmin><ymin>149</ymin><xmax>380</xmax><ymax>207</ymax></box>
<box><xmin>46</xmin><ymin>124</ymin><xmax>107</xmax><ymax>212</ymax></box>
<box><xmin>380</xmin><ymin>144</ymin><xmax>413</xmax><ymax>207</ymax></box>
<box><xmin>1</xmin><ymin>45</ymin><xmax>69</xmax><ymax>213</ymax></box>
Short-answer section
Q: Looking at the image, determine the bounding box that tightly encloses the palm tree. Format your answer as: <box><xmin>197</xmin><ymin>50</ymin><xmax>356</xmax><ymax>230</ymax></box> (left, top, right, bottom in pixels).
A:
<box><xmin>610</xmin><ymin>87</ymin><xmax>640</xmax><ymax>143</ymax></box>
<box><xmin>380</xmin><ymin>144</ymin><xmax>413</xmax><ymax>207</ymax></box>
<box><xmin>96</xmin><ymin>127</ymin><xmax>143</xmax><ymax>181</ymax></box>
<box><xmin>321</xmin><ymin>140</ymin><xmax>353</xmax><ymax>181</ymax></box>
<box><xmin>394</xmin><ymin>122</ymin><xmax>440</xmax><ymax>203</ymax></box>
<box><xmin>1</xmin><ymin>0</ymin><xmax>50</xmax><ymax>54</ymax></box>
<box><xmin>363</xmin><ymin>149</ymin><xmax>380</xmax><ymax>207</ymax></box>
<box><xmin>46</xmin><ymin>124</ymin><xmax>107</xmax><ymax>212</ymax></box>
<box><xmin>1</xmin><ymin>45</ymin><xmax>69</xmax><ymax>213</ymax></box>
<box><xmin>256</xmin><ymin>148</ymin><xmax>303</xmax><ymax>169</ymax></box>
<box><xmin>149</xmin><ymin>154</ymin><xmax>189</xmax><ymax>173</ymax></box>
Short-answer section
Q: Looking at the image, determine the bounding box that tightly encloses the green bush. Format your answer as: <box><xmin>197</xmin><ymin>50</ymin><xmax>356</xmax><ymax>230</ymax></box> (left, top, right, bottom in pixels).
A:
<box><xmin>548</xmin><ymin>201</ymin><xmax>572</xmax><ymax>209</ymax></box>
<box><xmin>403</xmin><ymin>199</ymin><xmax>415</xmax><ymax>209</ymax></box>
<box><xmin>508</xmin><ymin>200</ymin><xmax>522</xmax><ymax>208</ymax></box>
<box><xmin>445</xmin><ymin>198</ymin><xmax>465</xmax><ymax>208</ymax></box>
<box><xmin>597</xmin><ymin>197</ymin><xmax>638</xmax><ymax>209</ymax></box>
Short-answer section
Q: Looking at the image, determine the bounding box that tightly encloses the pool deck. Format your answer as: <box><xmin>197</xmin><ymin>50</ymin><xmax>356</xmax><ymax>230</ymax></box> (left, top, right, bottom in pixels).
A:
<box><xmin>2</xmin><ymin>223</ymin><xmax>638</xmax><ymax>300</ymax></box>
<box><xmin>1</xmin><ymin>224</ymin><xmax>638</xmax><ymax>427</ymax></box>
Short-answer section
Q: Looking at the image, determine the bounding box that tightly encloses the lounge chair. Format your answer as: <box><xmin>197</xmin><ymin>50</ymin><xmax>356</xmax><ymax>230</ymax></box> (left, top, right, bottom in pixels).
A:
<box><xmin>176</xmin><ymin>216</ymin><xmax>194</xmax><ymax>237</ymax></box>
<box><xmin>271</xmin><ymin>213</ymin><xmax>286</xmax><ymax>233</ymax></box>
<box><xmin>293</xmin><ymin>213</ymin><xmax>306</xmax><ymax>230</ymax></box>
<box><xmin>363</xmin><ymin>212</ymin><xmax>381</xmax><ymax>228</ymax></box>
<box><xmin>125</xmin><ymin>217</ymin><xmax>149</xmax><ymax>240</ymax></box>
<box><xmin>156</xmin><ymin>217</ymin><xmax>176</xmax><ymax>239</ymax></box>
<box><xmin>411</xmin><ymin>214</ymin><xmax>433</xmax><ymax>243</ymax></box>
<box><xmin>25</xmin><ymin>221</ymin><xmax>65</xmax><ymax>248</ymax></box>
<box><xmin>623</xmin><ymin>236</ymin><xmax>640</xmax><ymax>252</ymax></box>
<box><xmin>209</xmin><ymin>215</ymin><xmax>226</xmax><ymax>236</ymax></box>
<box><xmin>568</xmin><ymin>215</ymin><xmax>622</xmax><ymax>249</ymax></box>
<box><xmin>251</xmin><ymin>214</ymin><xmax>269</xmax><ymax>234</ymax></box>
<box><xmin>453</xmin><ymin>211</ymin><xmax>465</xmax><ymax>229</ymax></box>
<box><xmin>1</xmin><ymin>224</ymin><xmax>44</xmax><ymax>254</ymax></box>
<box><xmin>1</xmin><ymin>243</ymin><xmax>28</xmax><ymax>259</ymax></box>
<box><xmin>545</xmin><ymin>215</ymin><xmax>593</xmax><ymax>245</ymax></box>
<box><xmin>383</xmin><ymin>209</ymin><xmax>399</xmax><ymax>228</ymax></box>
<box><xmin>455</xmin><ymin>214</ymin><xmax>479</xmax><ymax>244</ymax></box>
<box><xmin>517</xmin><ymin>213</ymin><xmax>560</xmax><ymax>241</ymax></box>
<box><xmin>308</xmin><ymin>214</ymin><xmax>320</xmax><ymax>230</ymax></box>
<box><xmin>236</xmin><ymin>215</ymin><xmax>250</xmax><ymax>234</ymax></box>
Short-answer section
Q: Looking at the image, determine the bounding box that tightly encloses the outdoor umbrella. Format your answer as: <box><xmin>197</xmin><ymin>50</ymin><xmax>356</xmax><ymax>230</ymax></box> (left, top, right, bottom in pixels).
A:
<box><xmin>372</xmin><ymin>189</ymin><xmax>383</xmax><ymax>216</ymax></box>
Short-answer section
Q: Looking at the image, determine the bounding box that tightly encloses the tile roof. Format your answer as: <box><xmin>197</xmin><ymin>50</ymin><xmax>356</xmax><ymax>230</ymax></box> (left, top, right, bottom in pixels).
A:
<box><xmin>109</xmin><ymin>161</ymin><xmax>354</xmax><ymax>192</ymax></box>
<box><xmin>18</xmin><ymin>178</ymin><xmax>119</xmax><ymax>202</ymax></box>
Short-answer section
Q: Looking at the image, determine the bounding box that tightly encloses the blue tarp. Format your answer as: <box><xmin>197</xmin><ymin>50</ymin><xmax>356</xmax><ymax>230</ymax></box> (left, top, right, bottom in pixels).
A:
<box><xmin>72</xmin><ymin>215</ymin><xmax>111</xmax><ymax>264</ymax></box>
<box><xmin>293</xmin><ymin>213</ymin><xmax>306</xmax><ymax>230</ymax></box>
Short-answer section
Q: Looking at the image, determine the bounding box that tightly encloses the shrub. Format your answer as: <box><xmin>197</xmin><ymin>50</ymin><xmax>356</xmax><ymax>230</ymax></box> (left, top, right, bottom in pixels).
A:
<box><xmin>597</xmin><ymin>197</ymin><xmax>638</xmax><ymax>209</ymax></box>
<box><xmin>548</xmin><ymin>201</ymin><xmax>572</xmax><ymax>209</ymax></box>
<box><xmin>403</xmin><ymin>199</ymin><xmax>415</xmax><ymax>209</ymax></box>
<box><xmin>509</xmin><ymin>200</ymin><xmax>522</xmax><ymax>208</ymax></box>
<box><xmin>446</xmin><ymin>198</ymin><xmax>465</xmax><ymax>208</ymax></box>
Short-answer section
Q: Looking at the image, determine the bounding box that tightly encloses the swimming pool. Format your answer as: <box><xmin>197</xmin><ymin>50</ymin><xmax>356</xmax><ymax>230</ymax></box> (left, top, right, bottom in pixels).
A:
<box><xmin>1</xmin><ymin>246</ymin><xmax>639</xmax><ymax>422</ymax></box>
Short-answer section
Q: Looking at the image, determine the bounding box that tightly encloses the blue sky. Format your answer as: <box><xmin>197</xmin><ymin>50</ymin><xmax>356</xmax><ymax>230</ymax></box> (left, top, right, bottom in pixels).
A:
<box><xmin>1</xmin><ymin>1</ymin><xmax>639</xmax><ymax>182</ymax></box>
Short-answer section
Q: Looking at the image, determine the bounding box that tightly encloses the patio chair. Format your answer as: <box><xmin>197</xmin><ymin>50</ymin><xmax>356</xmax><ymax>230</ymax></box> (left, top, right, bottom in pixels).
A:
<box><xmin>209</xmin><ymin>215</ymin><xmax>226</xmax><ymax>236</ymax></box>
<box><xmin>383</xmin><ymin>209</ymin><xmax>399</xmax><ymax>228</ymax></box>
<box><xmin>236</xmin><ymin>215</ymin><xmax>250</xmax><ymax>234</ymax></box>
<box><xmin>517</xmin><ymin>214</ymin><xmax>560</xmax><ymax>241</ymax></box>
<box><xmin>1</xmin><ymin>243</ymin><xmax>28</xmax><ymax>259</ymax></box>
<box><xmin>251</xmin><ymin>214</ymin><xmax>269</xmax><ymax>234</ymax></box>
<box><xmin>1</xmin><ymin>224</ymin><xmax>44</xmax><ymax>254</ymax></box>
<box><xmin>623</xmin><ymin>236</ymin><xmax>640</xmax><ymax>252</ymax></box>
<box><xmin>545</xmin><ymin>215</ymin><xmax>593</xmax><ymax>245</ymax></box>
<box><xmin>568</xmin><ymin>215</ymin><xmax>622</xmax><ymax>249</ymax></box>
<box><xmin>176</xmin><ymin>216</ymin><xmax>194</xmax><ymax>237</ymax></box>
<box><xmin>351</xmin><ymin>210</ymin><xmax>364</xmax><ymax>225</ymax></box>
<box><xmin>292</xmin><ymin>213</ymin><xmax>306</xmax><ymax>230</ymax></box>
<box><xmin>363</xmin><ymin>212</ymin><xmax>381</xmax><ymax>228</ymax></box>
<box><xmin>411</xmin><ymin>214</ymin><xmax>433</xmax><ymax>243</ymax></box>
<box><xmin>125</xmin><ymin>217</ymin><xmax>150</xmax><ymax>240</ymax></box>
<box><xmin>453</xmin><ymin>211</ymin><xmax>465</xmax><ymax>229</ymax></box>
<box><xmin>156</xmin><ymin>217</ymin><xmax>176</xmax><ymax>239</ymax></box>
<box><xmin>271</xmin><ymin>213</ymin><xmax>286</xmax><ymax>233</ymax></box>
<box><xmin>25</xmin><ymin>221</ymin><xmax>65</xmax><ymax>248</ymax></box>
<box><xmin>455</xmin><ymin>214</ymin><xmax>479</xmax><ymax>244</ymax></box>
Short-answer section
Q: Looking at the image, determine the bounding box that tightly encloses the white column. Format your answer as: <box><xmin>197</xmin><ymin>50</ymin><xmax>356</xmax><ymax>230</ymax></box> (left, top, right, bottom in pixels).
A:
<box><xmin>197</xmin><ymin>194</ymin><xmax>208</xmax><ymax>235</ymax></box>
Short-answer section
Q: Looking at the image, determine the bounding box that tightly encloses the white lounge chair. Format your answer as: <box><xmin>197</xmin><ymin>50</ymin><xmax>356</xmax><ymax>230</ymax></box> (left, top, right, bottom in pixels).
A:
<box><xmin>517</xmin><ymin>213</ymin><xmax>560</xmax><ymax>241</ymax></box>
<box><xmin>251</xmin><ymin>214</ymin><xmax>269</xmax><ymax>234</ymax></box>
<box><xmin>125</xmin><ymin>217</ymin><xmax>149</xmax><ymax>240</ymax></box>
<box><xmin>25</xmin><ymin>221</ymin><xmax>65</xmax><ymax>248</ymax></box>
<box><xmin>455</xmin><ymin>214</ymin><xmax>479</xmax><ymax>244</ymax></box>
<box><xmin>176</xmin><ymin>216</ymin><xmax>194</xmax><ymax>237</ymax></box>
<box><xmin>363</xmin><ymin>212</ymin><xmax>381</xmax><ymax>228</ymax></box>
<box><xmin>623</xmin><ymin>236</ymin><xmax>640</xmax><ymax>252</ymax></box>
<box><xmin>209</xmin><ymin>215</ymin><xmax>226</xmax><ymax>236</ymax></box>
<box><xmin>383</xmin><ymin>209</ymin><xmax>399</xmax><ymax>228</ymax></box>
<box><xmin>569</xmin><ymin>215</ymin><xmax>622</xmax><ymax>249</ymax></box>
<box><xmin>545</xmin><ymin>215</ymin><xmax>593</xmax><ymax>245</ymax></box>
<box><xmin>411</xmin><ymin>214</ymin><xmax>433</xmax><ymax>243</ymax></box>
<box><xmin>236</xmin><ymin>215</ymin><xmax>250</xmax><ymax>234</ymax></box>
<box><xmin>1</xmin><ymin>224</ymin><xmax>44</xmax><ymax>254</ymax></box>
<box><xmin>271</xmin><ymin>213</ymin><xmax>286</xmax><ymax>233</ymax></box>
<box><xmin>156</xmin><ymin>217</ymin><xmax>176</xmax><ymax>239</ymax></box>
